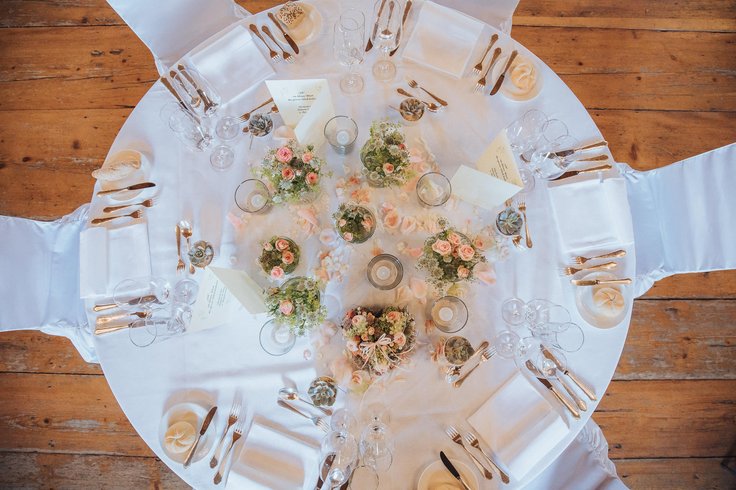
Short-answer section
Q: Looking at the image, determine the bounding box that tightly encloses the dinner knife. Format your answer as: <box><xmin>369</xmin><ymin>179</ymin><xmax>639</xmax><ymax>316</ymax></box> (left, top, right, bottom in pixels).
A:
<box><xmin>526</xmin><ymin>360</ymin><xmax>580</xmax><ymax>418</ymax></box>
<box><xmin>548</xmin><ymin>140</ymin><xmax>609</xmax><ymax>159</ymax></box>
<box><xmin>539</xmin><ymin>346</ymin><xmax>587</xmax><ymax>411</ymax></box>
<box><xmin>177</xmin><ymin>64</ymin><xmax>216</xmax><ymax>114</ymax></box>
<box><xmin>550</xmin><ymin>164</ymin><xmax>612</xmax><ymax>181</ymax></box>
<box><xmin>389</xmin><ymin>0</ymin><xmax>412</xmax><ymax>57</ymax></box>
<box><xmin>184</xmin><ymin>406</ymin><xmax>218</xmax><ymax>468</ymax></box>
<box><xmin>366</xmin><ymin>0</ymin><xmax>387</xmax><ymax>52</ymax></box>
<box><xmin>160</xmin><ymin>76</ymin><xmax>201</xmax><ymax>125</ymax></box>
<box><xmin>96</xmin><ymin>182</ymin><xmax>156</xmax><ymax>196</ymax></box>
<box><xmin>571</xmin><ymin>278</ymin><xmax>632</xmax><ymax>287</ymax></box>
<box><xmin>93</xmin><ymin>295</ymin><xmax>159</xmax><ymax>312</ymax></box>
<box><xmin>440</xmin><ymin>451</ymin><xmax>471</xmax><ymax>490</ymax></box>
<box><xmin>541</xmin><ymin>346</ymin><xmax>597</xmax><ymax>401</ymax></box>
<box><xmin>267</xmin><ymin>12</ymin><xmax>299</xmax><ymax>54</ymax></box>
<box><xmin>490</xmin><ymin>50</ymin><xmax>518</xmax><ymax>96</ymax></box>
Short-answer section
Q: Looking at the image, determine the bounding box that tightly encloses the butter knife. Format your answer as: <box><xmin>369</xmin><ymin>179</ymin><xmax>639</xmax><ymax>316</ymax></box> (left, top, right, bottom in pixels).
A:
<box><xmin>96</xmin><ymin>182</ymin><xmax>156</xmax><ymax>196</ymax></box>
<box><xmin>571</xmin><ymin>278</ymin><xmax>632</xmax><ymax>287</ymax></box>
<box><xmin>268</xmin><ymin>12</ymin><xmax>299</xmax><ymax>54</ymax></box>
<box><xmin>177</xmin><ymin>64</ymin><xmax>216</xmax><ymax>115</ymax></box>
<box><xmin>548</xmin><ymin>140</ymin><xmax>609</xmax><ymax>159</ymax></box>
<box><xmin>184</xmin><ymin>406</ymin><xmax>217</xmax><ymax>468</ymax></box>
<box><xmin>541</xmin><ymin>345</ymin><xmax>597</xmax><ymax>401</ymax></box>
<box><xmin>93</xmin><ymin>295</ymin><xmax>159</xmax><ymax>312</ymax></box>
<box><xmin>490</xmin><ymin>50</ymin><xmax>518</xmax><ymax>96</ymax></box>
<box><xmin>389</xmin><ymin>0</ymin><xmax>412</xmax><ymax>56</ymax></box>
<box><xmin>440</xmin><ymin>451</ymin><xmax>471</xmax><ymax>490</ymax></box>
<box><xmin>550</xmin><ymin>164</ymin><xmax>612</xmax><ymax>181</ymax></box>
<box><xmin>366</xmin><ymin>0</ymin><xmax>387</xmax><ymax>52</ymax></box>
<box><xmin>526</xmin><ymin>360</ymin><xmax>580</xmax><ymax>418</ymax></box>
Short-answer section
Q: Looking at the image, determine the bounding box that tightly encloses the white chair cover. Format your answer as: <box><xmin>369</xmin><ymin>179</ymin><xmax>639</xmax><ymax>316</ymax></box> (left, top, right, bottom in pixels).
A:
<box><xmin>619</xmin><ymin>142</ymin><xmax>736</xmax><ymax>297</ymax></box>
<box><xmin>526</xmin><ymin>420</ymin><xmax>628</xmax><ymax>490</ymax></box>
<box><xmin>432</xmin><ymin>0</ymin><xmax>520</xmax><ymax>32</ymax></box>
<box><xmin>105</xmin><ymin>0</ymin><xmax>251</xmax><ymax>74</ymax></box>
<box><xmin>0</xmin><ymin>205</ymin><xmax>97</xmax><ymax>363</ymax></box>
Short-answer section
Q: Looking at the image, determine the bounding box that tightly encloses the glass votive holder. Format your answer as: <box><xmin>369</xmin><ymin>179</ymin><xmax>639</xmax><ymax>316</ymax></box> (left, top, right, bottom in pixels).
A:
<box><xmin>235</xmin><ymin>179</ymin><xmax>271</xmax><ymax>213</ymax></box>
<box><xmin>210</xmin><ymin>144</ymin><xmax>234</xmax><ymax>171</ymax></box>
<box><xmin>496</xmin><ymin>207</ymin><xmax>523</xmax><ymax>236</ymax></box>
<box><xmin>188</xmin><ymin>240</ymin><xmax>214</xmax><ymax>268</ymax></box>
<box><xmin>430</xmin><ymin>296</ymin><xmax>468</xmax><ymax>333</ymax></box>
<box><xmin>324</xmin><ymin>115</ymin><xmax>358</xmax><ymax>154</ymax></box>
<box><xmin>259</xmin><ymin>319</ymin><xmax>296</xmax><ymax>356</ymax></box>
<box><xmin>444</xmin><ymin>336</ymin><xmax>475</xmax><ymax>366</ymax></box>
<box><xmin>366</xmin><ymin>254</ymin><xmax>403</xmax><ymax>290</ymax></box>
<box><xmin>416</xmin><ymin>172</ymin><xmax>452</xmax><ymax>207</ymax></box>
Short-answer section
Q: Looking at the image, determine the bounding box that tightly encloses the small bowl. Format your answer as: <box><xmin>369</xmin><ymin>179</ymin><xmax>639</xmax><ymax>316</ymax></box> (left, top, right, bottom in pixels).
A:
<box><xmin>398</xmin><ymin>97</ymin><xmax>425</xmax><ymax>122</ymax></box>
<box><xmin>444</xmin><ymin>336</ymin><xmax>474</xmax><ymax>366</ymax></box>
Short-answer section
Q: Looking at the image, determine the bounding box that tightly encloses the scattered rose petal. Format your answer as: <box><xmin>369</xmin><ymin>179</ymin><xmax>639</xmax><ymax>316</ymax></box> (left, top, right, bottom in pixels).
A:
<box><xmin>303</xmin><ymin>349</ymin><xmax>312</xmax><ymax>360</ymax></box>
<box><xmin>474</xmin><ymin>262</ymin><xmax>497</xmax><ymax>285</ymax></box>
<box><xmin>226</xmin><ymin>212</ymin><xmax>247</xmax><ymax>233</ymax></box>
<box><xmin>409</xmin><ymin>277</ymin><xmax>428</xmax><ymax>304</ymax></box>
<box><xmin>400</xmin><ymin>216</ymin><xmax>418</xmax><ymax>234</ymax></box>
<box><xmin>320</xmin><ymin>228</ymin><xmax>338</xmax><ymax>246</ymax></box>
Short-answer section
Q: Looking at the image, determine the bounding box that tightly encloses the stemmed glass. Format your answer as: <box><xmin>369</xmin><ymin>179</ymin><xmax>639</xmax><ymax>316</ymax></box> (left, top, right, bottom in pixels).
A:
<box><xmin>160</xmin><ymin>102</ymin><xmax>213</xmax><ymax>151</ymax></box>
<box><xmin>333</xmin><ymin>9</ymin><xmax>366</xmax><ymax>94</ymax></box>
<box><xmin>319</xmin><ymin>431</ymin><xmax>359</xmax><ymax>490</ymax></box>
<box><xmin>359</xmin><ymin>403</ymin><xmax>394</xmax><ymax>473</ymax></box>
<box><xmin>371</xmin><ymin>0</ymin><xmax>403</xmax><ymax>82</ymax></box>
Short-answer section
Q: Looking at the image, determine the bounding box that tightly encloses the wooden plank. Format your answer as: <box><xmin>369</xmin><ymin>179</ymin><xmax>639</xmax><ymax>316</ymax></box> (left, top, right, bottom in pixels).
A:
<box><xmin>0</xmin><ymin>373</ymin><xmax>151</xmax><ymax>456</ymax></box>
<box><xmin>0</xmin><ymin>331</ymin><xmax>100</xmax><ymax>375</ymax></box>
<box><xmin>596</xmin><ymin>379</ymin><xmax>736</xmax><ymax>459</ymax></box>
<box><xmin>643</xmin><ymin>271</ymin><xmax>736</xmax><ymax>299</ymax></box>
<box><xmin>613</xmin><ymin>457</ymin><xmax>736</xmax><ymax>489</ymax></box>
<box><xmin>0</xmin><ymin>452</ymin><xmax>187</xmax><ymax>489</ymax></box>
<box><xmin>615</xmin><ymin>300</ymin><xmax>736</xmax><ymax>381</ymax></box>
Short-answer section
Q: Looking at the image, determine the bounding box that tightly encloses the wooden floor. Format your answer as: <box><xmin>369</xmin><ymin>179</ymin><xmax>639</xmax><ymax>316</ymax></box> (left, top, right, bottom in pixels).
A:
<box><xmin>0</xmin><ymin>0</ymin><xmax>735</xmax><ymax>488</ymax></box>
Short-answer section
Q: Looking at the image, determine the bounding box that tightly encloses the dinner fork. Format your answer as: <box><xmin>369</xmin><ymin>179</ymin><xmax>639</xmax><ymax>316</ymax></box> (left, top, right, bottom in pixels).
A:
<box><xmin>518</xmin><ymin>201</ymin><xmax>532</xmax><ymax>249</ymax></box>
<box><xmin>239</xmin><ymin>98</ymin><xmax>274</xmax><ymax>122</ymax></box>
<box><xmin>472</xmin><ymin>34</ymin><xmax>499</xmax><ymax>76</ymax></box>
<box><xmin>90</xmin><ymin>209</ymin><xmax>143</xmax><ymax>225</ymax></box>
<box><xmin>453</xmin><ymin>347</ymin><xmax>495</xmax><ymax>388</ymax></box>
<box><xmin>573</xmin><ymin>249</ymin><xmax>627</xmax><ymax>265</ymax></box>
<box><xmin>277</xmin><ymin>400</ymin><xmax>329</xmax><ymax>432</ymax></box>
<box><xmin>249</xmin><ymin>24</ymin><xmax>281</xmax><ymax>62</ymax></box>
<box><xmin>103</xmin><ymin>198</ymin><xmax>156</xmax><ymax>213</ymax></box>
<box><xmin>175</xmin><ymin>224</ymin><xmax>185</xmax><ymax>274</ymax></box>
<box><xmin>213</xmin><ymin>419</ymin><xmax>245</xmax><ymax>485</ymax></box>
<box><xmin>446</xmin><ymin>426</ymin><xmax>493</xmax><ymax>480</ymax></box>
<box><xmin>560</xmin><ymin>261</ymin><xmax>618</xmax><ymax>276</ymax></box>
<box><xmin>464</xmin><ymin>433</ymin><xmax>510</xmax><ymax>484</ymax></box>
<box><xmin>474</xmin><ymin>47</ymin><xmax>501</xmax><ymax>93</ymax></box>
<box><xmin>210</xmin><ymin>402</ymin><xmax>241</xmax><ymax>468</ymax></box>
<box><xmin>406</xmin><ymin>78</ymin><xmax>448</xmax><ymax>106</ymax></box>
<box><xmin>261</xmin><ymin>25</ymin><xmax>294</xmax><ymax>64</ymax></box>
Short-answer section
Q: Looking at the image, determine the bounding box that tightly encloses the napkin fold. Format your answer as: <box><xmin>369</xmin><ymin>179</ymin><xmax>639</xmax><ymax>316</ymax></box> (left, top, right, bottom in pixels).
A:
<box><xmin>188</xmin><ymin>24</ymin><xmax>275</xmax><ymax>106</ymax></box>
<box><xmin>467</xmin><ymin>371</ymin><xmax>569</xmax><ymax>481</ymax></box>
<box><xmin>228</xmin><ymin>423</ymin><xmax>318</xmax><ymax>489</ymax></box>
<box><xmin>79</xmin><ymin>222</ymin><xmax>151</xmax><ymax>299</ymax></box>
<box><xmin>547</xmin><ymin>176</ymin><xmax>634</xmax><ymax>255</ymax></box>
<box><xmin>402</xmin><ymin>1</ymin><xmax>484</xmax><ymax>78</ymax></box>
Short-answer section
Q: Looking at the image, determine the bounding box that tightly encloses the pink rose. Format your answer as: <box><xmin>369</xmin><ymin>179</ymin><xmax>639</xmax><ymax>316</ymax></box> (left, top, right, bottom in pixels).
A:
<box><xmin>275</xmin><ymin>238</ymin><xmax>290</xmax><ymax>251</ymax></box>
<box><xmin>386</xmin><ymin>310</ymin><xmax>402</xmax><ymax>323</ymax></box>
<box><xmin>343</xmin><ymin>232</ymin><xmax>354</xmax><ymax>242</ymax></box>
<box><xmin>383</xmin><ymin>163</ymin><xmax>395</xmax><ymax>174</ymax></box>
<box><xmin>279</xmin><ymin>299</ymin><xmax>294</xmax><ymax>315</ymax></box>
<box><xmin>473</xmin><ymin>237</ymin><xmax>486</xmax><ymax>250</ymax></box>
<box><xmin>383</xmin><ymin>210</ymin><xmax>400</xmax><ymax>230</ymax></box>
<box><xmin>431</xmin><ymin>239</ymin><xmax>452</xmax><ymax>256</ymax></box>
<box><xmin>281</xmin><ymin>167</ymin><xmax>295</xmax><ymax>180</ymax></box>
<box><xmin>338</xmin><ymin>219</ymin><xmax>347</xmax><ymax>227</ymax></box>
<box><xmin>281</xmin><ymin>250</ymin><xmax>294</xmax><ymax>265</ymax></box>
<box><xmin>362</xmin><ymin>217</ymin><xmax>373</xmax><ymax>230</ymax></box>
<box><xmin>276</xmin><ymin>147</ymin><xmax>293</xmax><ymax>163</ymax></box>
<box><xmin>457</xmin><ymin>265</ymin><xmax>470</xmax><ymax>279</ymax></box>
<box><xmin>352</xmin><ymin>314</ymin><xmax>366</xmax><ymax>327</ymax></box>
<box><xmin>393</xmin><ymin>332</ymin><xmax>407</xmax><ymax>348</ymax></box>
<box><xmin>306</xmin><ymin>172</ymin><xmax>319</xmax><ymax>185</ymax></box>
<box><xmin>447</xmin><ymin>232</ymin><xmax>462</xmax><ymax>246</ymax></box>
<box><xmin>458</xmin><ymin>244</ymin><xmax>475</xmax><ymax>261</ymax></box>
<box><xmin>263</xmin><ymin>242</ymin><xmax>273</xmax><ymax>251</ymax></box>
<box><xmin>302</xmin><ymin>152</ymin><xmax>313</xmax><ymax>163</ymax></box>
<box><xmin>270</xmin><ymin>266</ymin><xmax>284</xmax><ymax>279</ymax></box>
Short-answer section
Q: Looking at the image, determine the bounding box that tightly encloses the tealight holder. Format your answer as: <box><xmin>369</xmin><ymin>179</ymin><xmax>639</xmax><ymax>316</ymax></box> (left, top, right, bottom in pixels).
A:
<box><xmin>416</xmin><ymin>172</ymin><xmax>452</xmax><ymax>207</ymax></box>
<box><xmin>367</xmin><ymin>254</ymin><xmax>403</xmax><ymax>290</ymax></box>
<box><xmin>235</xmin><ymin>178</ymin><xmax>271</xmax><ymax>214</ymax></box>
<box><xmin>430</xmin><ymin>296</ymin><xmax>468</xmax><ymax>333</ymax></box>
<box><xmin>324</xmin><ymin>115</ymin><xmax>358</xmax><ymax>155</ymax></box>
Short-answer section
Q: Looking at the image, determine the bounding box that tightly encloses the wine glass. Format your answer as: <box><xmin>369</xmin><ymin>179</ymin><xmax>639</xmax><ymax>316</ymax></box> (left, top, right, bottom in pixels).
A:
<box><xmin>506</xmin><ymin>109</ymin><xmax>548</xmax><ymax>155</ymax></box>
<box><xmin>319</xmin><ymin>431</ymin><xmax>358</xmax><ymax>489</ymax></box>
<box><xmin>210</xmin><ymin>144</ymin><xmax>234</xmax><ymax>171</ymax></box>
<box><xmin>333</xmin><ymin>9</ymin><xmax>365</xmax><ymax>94</ymax></box>
<box><xmin>500</xmin><ymin>297</ymin><xmax>527</xmax><ymax>326</ymax></box>
<box><xmin>173</xmin><ymin>279</ymin><xmax>198</xmax><ymax>305</ymax></box>
<box><xmin>165</xmin><ymin>103</ymin><xmax>212</xmax><ymax>151</ymax></box>
<box><xmin>537</xmin><ymin>322</ymin><xmax>585</xmax><ymax>352</ymax></box>
<box><xmin>371</xmin><ymin>0</ymin><xmax>403</xmax><ymax>82</ymax></box>
<box><xmin>331</xmin><ymin>408</ymin><xmax>358</xmax><ymax>435</ymax></box>
<box><xmin>359</xmin><ymin>403</ymin><xmax>394</xmax><ymax>472</ymax></box>
<box><xmin>215</xmin><ymin>116</ymin><xmax>241</xmax><ymax>140</ymax></box>
<box><xmin>493</xmin><ymin>330</ymin><xmax>520</xmax><ymax>360</ymax></box>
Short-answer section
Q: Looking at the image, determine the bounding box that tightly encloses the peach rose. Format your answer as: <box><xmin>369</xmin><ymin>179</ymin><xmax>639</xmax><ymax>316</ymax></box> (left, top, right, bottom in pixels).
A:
<box><xmin>270</xmin><ymin>266</ymin><xmax>284</xmax><ymax>279</ymax></box>
<box><xmin>302</xmin><ymin>152</ymin><xmax>313</xmax><ymax>163</ymax></box>
<box><xmin>306</xmin><ymin>172</ymin><xmax>319</xmax><ymax>185</ymax></box>
<box><xmin>279</xmin><ymin>299</ymin><xmax>294</xmax><ymax>315</ymax></box>
<box><xmin>386</xmin><ymin>310</ymin><xmax>402</xmax><ymax>323</ymax></box>
<box><xmin>281</xmin><ymin>167</ymin><xmax>295</xmax><ymax>180</ymax></box>
<box><xmin>362</xmin><ymin>217</ymin><xmax>373</xmax><ymax>230</ymax></box>
<box><xmin>447</xmin><ymin>232</ymin><xmax>462</xmax><ymax>246</ymax></box>
<box><xmin>351</xmin><ymin>314</ymin><xmax>366</xmax><ymax>327</ymax></box>
<box><xmin>276</xmin><ymin>146</ymin><xmax>293</xmax><ymax>163</ymax></box>
<box><xmin>458</xmin><ymin>244</ymin><xmax>475</xmax><ymax>261</ymax></box>
<box><xmin>473</xmin><ymin>237</ymin><xmax>487</xmax><ymax>250</ymax></box>
<box><xmin>393</xmin><ymin>331</ymin><xmax>407</xmax><ymax>348</ymax></box>
<box><xmin>343</xmin><ymin>232</ymin><xmax>354</xmax><ymax>242</ymax></box>
<box><xmin>383</xmin><ymin>209</ymin><xmax>400</xmax><ymax>230</ymax></box>
<box><xmin>457</xmin><ymin>265</ymin><xmax>470</xmax><ymax>279</ymax></box>
<box><xmin>383</xmin><ymin>163</ymin><xmax>395</xmax><ymax>174</ymax></box>
<box><xmin>431</xmin><ymin>239</ymin><xmax>452</xmax><ymax>256</ymax></box>
<box><xmin>275</xmin><ymin>238</ymin><xmax>290</xmax><ymax>251</ymax></box>
<box><xmin>281</xmin><ymin>251</ymin><xmax>294</xmax><ymax>265</ymax></box>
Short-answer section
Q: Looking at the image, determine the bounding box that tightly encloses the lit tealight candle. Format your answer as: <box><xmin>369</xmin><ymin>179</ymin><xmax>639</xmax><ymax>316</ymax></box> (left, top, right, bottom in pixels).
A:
<box><xmin>274</xmin><ymin>325</ymin><xmax>292</xmax><ymax>344</ymax></box>
<box><xmin>439</xmin><ymin>306</ymin><xmax>454</xmax><ymax>323</ymax></box>
<box><xmin>336</xmin><ymin>129</ymin><xmax>351</xmax><ymax>146</ymax></box>
<box><xmin>376</xmin><ymin>265</ymin><xmax>391</xmax><ymax>281</ymax></box>
<box><xmin>250</xmin><ymin>192</ymin><xmax>266</xmax><ymax>209</ymax></box>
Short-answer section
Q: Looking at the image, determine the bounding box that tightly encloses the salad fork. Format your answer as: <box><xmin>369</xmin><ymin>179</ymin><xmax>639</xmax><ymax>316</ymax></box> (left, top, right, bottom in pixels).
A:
<box><xmin>472</xmin><ymin>34</ymin><xmax>499</xmax><ymax>76</ymax></box>
<box><xmin>91</xmin><ymin>209</ymin><xmax>143</xmax><ymax>225</ymax></box>
<box><xmin>210</xmin><ymin>402</ymin><xmax>241</xmax><ymax>468</ymax></box>
<box><xmin>574</xmin><ymin>249</ymin><xmax>627</xmax><ymax>265</ymax></box>
<box><xmin>175</xmin><ymin>224</ymin><xmax>185</xmax><ymax>274</ymax></box>
<box><xmin>249</xmin><ymin>24</ymin><xmax>281</xmax><ymax>62</ymax></box>
<box><xmin>103</xmin><ymin>198</ymin><xmax>156</xmax><ymax>213</ymax></box>
<box><xmin>406</xmin><ymin>78</ymin><xmax>448</xmax><ymax>106</ymax></box>
<box><xmin>277</xmin><ymin>400</ymin><xmax>329</xmax><ymax>432</ymax></box>
<box><xmin>518</xmin><ymin>201</ymin><xmax>532</xmax><ymax>248</ymax></box>
<box><xmin>214</xmin><ymin>419</ymin><xmax>245</xmax><ymax>485</ymax></box>
<box><xmin>464</xmin><ymin>433</ymin><xmax>510</xmax><ymax>484</ymax></box>
<box><xmin>261</xmin><ymin>25</ymin><xmax>294</xmax><ymax>64</ymax></box>
<box><xmin>474</xmin><ymin>47</ymin><xmax>501</xmax><ymax>93</ymax></box>
<box><xmin>560</xmin><ymin>261</ymin><xmax>618</xmax><ymax>276</ymax></box>
<box><xmin>446</xmin><ymin>426</ymin><xmax>493</xmax><ymax>479</ymax></box>
<box><xmin>453</xmin><ymin>347</ymin><xmax>495</xmax><ymax>388</ymax></box>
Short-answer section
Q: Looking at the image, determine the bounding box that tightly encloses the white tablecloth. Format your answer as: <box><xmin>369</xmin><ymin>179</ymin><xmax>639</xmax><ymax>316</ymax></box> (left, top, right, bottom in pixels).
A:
<box><xmin>88</xmin><ymin>1</ymin><xmax>634</xmax><ymax>488</ymax></box>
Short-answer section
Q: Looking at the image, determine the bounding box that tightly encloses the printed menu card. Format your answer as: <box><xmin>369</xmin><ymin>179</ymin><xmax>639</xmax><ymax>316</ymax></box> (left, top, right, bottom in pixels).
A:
<box><xmin>190</xmin><ymin>267</ymin><xmax>266</xmax><ymax>332</ymax></box>
<box><xmin>266</xmin><ymin>79</ymin><xmax>336</xmax><ymax>147</ymax></box>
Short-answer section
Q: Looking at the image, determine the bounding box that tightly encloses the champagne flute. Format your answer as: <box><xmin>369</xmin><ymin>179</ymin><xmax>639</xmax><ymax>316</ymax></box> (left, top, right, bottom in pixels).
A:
<box><xmin>334</xmin><ymin>9</ymin><xmax>366</xmax><ymax>94</ymax></box>
<box><xmin>371</xmin><ymin>0</ymin><xmax>403</xmax><ymax>82</ymax></box>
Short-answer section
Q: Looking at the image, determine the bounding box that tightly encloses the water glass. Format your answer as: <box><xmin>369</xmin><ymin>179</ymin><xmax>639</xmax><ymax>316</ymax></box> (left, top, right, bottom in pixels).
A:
<box><xmin>334</xmin><ymin>9</ymin><xmax>366</xmax><ymax>94</ymax></box>
<box><xmin>324</xmin><ymin>115</ymin><xmax>359</xmax><ymax>154</ymax></box>
<box><xmin>209</xmin><ymin>145</ymin><xmax>234</xmax><ymax>171</ymax></box>
<box><xmin>162</xmin><ymin>102</ymin><xmax>213</xmax><ymax>151</ymax></box>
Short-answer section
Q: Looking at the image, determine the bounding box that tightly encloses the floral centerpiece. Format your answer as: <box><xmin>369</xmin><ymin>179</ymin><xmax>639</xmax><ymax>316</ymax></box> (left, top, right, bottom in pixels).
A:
<box><xmin>360</xmin><ymin>121</ymin><xmax>413</xmax><ymax>187</ymax></box>
<box><xmin>255</xmin><ymin>140</ymin><xmax>325</xmax><ymax>204</ymax></box>
<box><xmin>265</xmin><ymin>276</ymin><xmax>326</xmax><ymax>335</ymax></box>
<box><xmin>341</xmin><ymin>306</ymin><xmax>416</xmax><ymax>376</ymax></box>
<box><xmin>333</xmin><ymin>203</ymin><xmax>376</xmax><ymax>244</ymax></box>
<box><xmin>417</xmin><ymin>219</ymin><xmax>488</xmax><ymax>294</ymax></box>
<box><xmin>259</xmin><ymin>236</ymin><xmax>300</xmax><ymax>279</ymax></box>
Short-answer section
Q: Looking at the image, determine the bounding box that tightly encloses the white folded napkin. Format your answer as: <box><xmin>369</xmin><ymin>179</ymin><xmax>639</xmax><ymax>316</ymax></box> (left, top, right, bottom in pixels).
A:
<box><xmin>227</xmin><ymin>423</ymin><xmax>318</xmax><ymax>489</ymax></box>
<box><xmin>79</xmin><ymin>222</ymin><xmax>152</xmax><ymax>299</ymax></box>
<box><xmin>547</xmin><ymin>176</ymin><xmax>634</xmax><ymax>255</ymax></box>
<box><xmin>402</xmin><ymin>1</ymin><xmax>484</xmax><ymax>78</ymax></box>
<box><xmin>467</xmin><ymin>371</ymin><xmax>569</xmax><ymax>481</ymax></box>
<box><xmin>187</xmin><ymin>24</ymin><xmax>275</xmax><ymax>106</ymax></box>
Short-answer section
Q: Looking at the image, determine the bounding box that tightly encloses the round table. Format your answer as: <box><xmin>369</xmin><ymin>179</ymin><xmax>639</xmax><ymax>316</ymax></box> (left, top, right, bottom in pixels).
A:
<box><xmin>88</xmin><ymin>0</ymin><xmax>634</xmax><ymax>488</ymax></box>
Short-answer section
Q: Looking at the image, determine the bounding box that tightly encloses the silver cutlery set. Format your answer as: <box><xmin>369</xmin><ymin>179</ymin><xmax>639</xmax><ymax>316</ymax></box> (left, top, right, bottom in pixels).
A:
<box><xmin>446</xmin><ymin>341</ymin><xmax>495</xmax><ymax>388</ymax></box>
<box><xmin>564</xmin><ymin>249</ymin><xmax>631</xmax><ymax>286</ymax></box>
<box><xmin>472</xmin><ymin>33</ymin><xmax>518</xmax><ymax>96</ymax></box>
<box><xmin>277</xmin><ymin>385</ymin><xmax>332</xmax><ymax>432</ymax></box>
<box><xmin>445</xmin><ymin>425</ymin><xmax>510</xmax><ymax>483</ymax></box>
<box><xmin>91</xmin><ymin>182</ymin><xmax>157</xmax><ymax>226</ymax></box>
<box><xmin>250</xmin><ymin>15</ymin><xmax>302</xmax><ymax>65</ymax></box>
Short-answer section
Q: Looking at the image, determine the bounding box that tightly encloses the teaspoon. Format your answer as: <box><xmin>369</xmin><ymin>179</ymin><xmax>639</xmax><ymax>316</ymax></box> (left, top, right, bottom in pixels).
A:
<box><xmin>278</xmin><ymin>387</ymin><xmax>333</xmax><ymax>416</ymax></box>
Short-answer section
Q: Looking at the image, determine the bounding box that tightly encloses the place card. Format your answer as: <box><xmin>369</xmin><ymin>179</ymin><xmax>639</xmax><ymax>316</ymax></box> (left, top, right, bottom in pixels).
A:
<box><xmin>189</xmin><ymin>267</ymin><xmax>267</xmax><ymax>332</ymax></box>
<box><xmin>265</xmin><ymin>79</ymin><xmax>336</xmax><ymax>147</ymax></box>
<box><xmin>451</xmin><ymin>130</ymin><xmax>523</xmax><ymax>210</ymax></box>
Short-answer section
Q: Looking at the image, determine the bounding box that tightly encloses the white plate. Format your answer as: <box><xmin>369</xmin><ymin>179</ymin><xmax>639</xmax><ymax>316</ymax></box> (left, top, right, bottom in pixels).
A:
<box><xmin>574</xmin><ymin>271</ymin><xmax>630</xmax><ymax>329</ymax></box>
<box><xmin>158</xmin><ymin>401</ymin><xmax>219</xmax><ymax>464</ymax></box>
<box><xmin>285</xmin><ymin>2</ymin><xmax>323</xmax><ymax>46</ymax></box>
<box><xmin>417</xmin><ymin>459</ymin><xmax>479</xmax><ymax>490</ymax></box>
<box><xmin>98</xmin><ymin>150</ymin><xmax>152</xmax><ymax>202</ymax></box>
<box><xmin>491</xmin><ymin>52</ymin><xmax>543</xmax><ymax>101</ymax></box>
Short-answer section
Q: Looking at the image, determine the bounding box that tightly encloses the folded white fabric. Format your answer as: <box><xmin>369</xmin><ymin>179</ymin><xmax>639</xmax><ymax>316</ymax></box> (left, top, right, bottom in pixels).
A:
<box><xmin>188</xmin><ymin>24</ymin><xmax>275</xmax><ymax>106</ymax></box>
<box><xmin>227</xmin><ymin>422</ymin><xmax>318</xmax><ymax>489</ymax></box>
<box><xmin>402</xmin><ymin>1</ymin><xmax>484</xmax><ymax>78</ymax></box>
<box><xmin>547</xmin><ymin>176</ymin><xmax>634</xmax><ymax>255</ymax></box>
<box><xmin>79</xmin><ymin>222</ymin><xmax>151</xmax><ymax>299</ymax></box>
<box><xmin>467</xmin><ymin>371</ymin><xmax>569</xmax><ymax>481</ymax></box>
